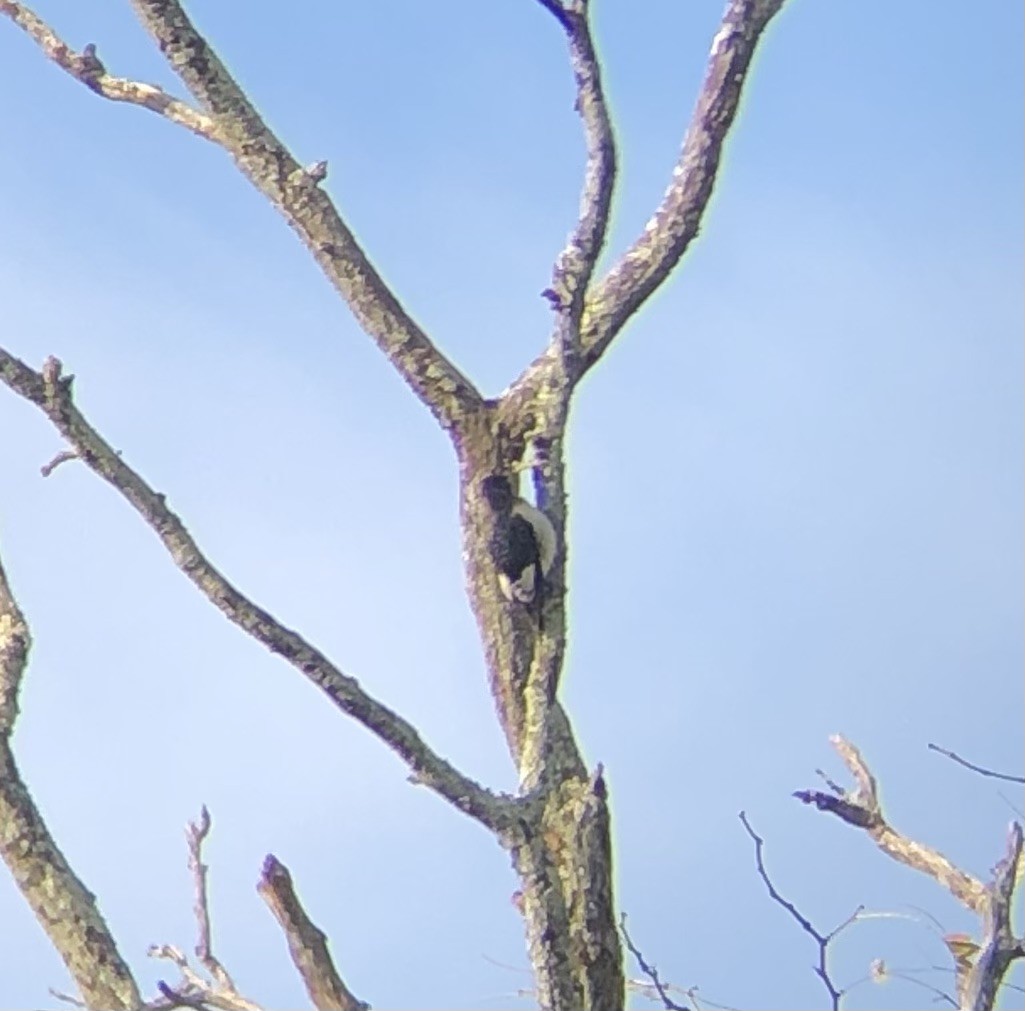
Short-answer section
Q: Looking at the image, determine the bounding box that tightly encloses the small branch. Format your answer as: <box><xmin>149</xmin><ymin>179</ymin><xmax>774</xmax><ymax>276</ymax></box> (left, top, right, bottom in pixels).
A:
<box><xmin>0</xmin><ymin>547</ymin><xmax>142</xmax><ymax>1010</ymax></box>
<box><xmin>619</xmin><ymin>913</ymin><xmax>689</xmax><ymax>1011</ymax></box>
<box><xmin>148</xmin><ymin>944</ymin><xmax>261</xmax><ymax>1011</ymax></box>
<box><xmin>48</xmin><ymin>989</ymin><xmax>88</xmax><ymax>1009</ymax></box>
<box><xmin>853</xmin><ymin>961</ymin><xmax>957</xmax><ymax>1008</ymax></box>
<box><xmin>0</xmin><ymin>349</ymin><xmax>512</xmax><ymax>834</ymax></box>
<box><xmin>3</xmin><ymin>0</ymin><xmax>481</xmax><ymax>431</ymax></box>
<box><xmin>0</xmin><ymin>2</ymin><xmax>217</xmax><ymax>140</ymax></box>
<box><xmin>577</xmin><ymin>0</ymin><xmax>788</xmax><ymax>371</ymax></box>
<box><xmin>186</xmin><ymin>807</ymin><xmax>235</xmax><ymax>992</ymax></box>
<box><xmin>533</xmin><ymin>0</ymin><xmax>574</xmax><ymax>34</ymax></box>
<box><xmin>258</xmin><ymin>855</ymin><xmax>368</xmax><ymax>1011</ymax></box>
<box><xmin>40</xmin><ymin>449</ymin><xmax>80</xmax><ymax>477</ymax></box>
<box><xmin>535</xmin><ymin>0</ymin><xmax>617</xmax><ymax>344</ymax></box>
<box><xmin>122</xmin><ymin>0</ymin><xmax>481</xmax><ymax>432</ymax></box>
<box><xmin>962</xmin><ymin>822</ymin><xmax>1025</xmax><ymax>1011</ymax></box>
<box><xmin>928</xmin><ymin>743</ymin><xmax>1025</xmax><ymax>785</ymax></box>
<box><xmin>739</xmin><ymin>811</ymin><xmax>852</xmax><ymax>1011</ymax></box>
<box><xmin>795</xmin><ymin>735</ymin><xmax>989</xmax><ymax>914</ymax></box>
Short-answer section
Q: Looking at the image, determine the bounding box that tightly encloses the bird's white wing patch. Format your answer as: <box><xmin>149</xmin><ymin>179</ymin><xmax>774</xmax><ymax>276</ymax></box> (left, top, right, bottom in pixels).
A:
<box><xmin>511</xmin><ymin>500</ymin><xmax>557</xmax><ymax>575</ymax></box>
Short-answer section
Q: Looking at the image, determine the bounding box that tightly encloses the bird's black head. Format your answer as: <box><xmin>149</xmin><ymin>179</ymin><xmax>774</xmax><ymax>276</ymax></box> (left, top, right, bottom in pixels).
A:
<box><xmin>481</xmin><ymin>474</ymin><xmax>514</xmax><ymax>512</ymax></box>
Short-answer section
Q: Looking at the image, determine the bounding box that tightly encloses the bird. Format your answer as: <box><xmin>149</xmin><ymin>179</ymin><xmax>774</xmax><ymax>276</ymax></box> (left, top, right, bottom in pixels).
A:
<box><xmin>480</xmin><ymin>474</ymin><xmax>557</xmax><ymax>618</ymax></box>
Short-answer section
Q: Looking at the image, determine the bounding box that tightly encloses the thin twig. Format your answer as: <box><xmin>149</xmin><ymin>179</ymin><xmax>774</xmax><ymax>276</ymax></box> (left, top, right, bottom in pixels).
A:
<box><xmin>40</xmin><ymin>449</ymin><xmax>79</xmax><ymax>476</ymax></box>
<box><xmin>619</xmin><ymin>913</ymin><xmax>689</xmax><ymax>1011</ymax></box>
<box><xmin>147</xmin><ymin>943</ymin><xmax>262</xmax><ymax>1011</ymax></box>
<box><xmin>739</xmin><ymin>811</ymin><xmax>853</xmax><ymax>1010</ymax></box>
<box><xmin>0</xmin><ymin>2</ymin><xmax>217</xmax><ymax>140</ymax></box>
<box><xmin>186</xmin><ymin>807</ymin><xmax>235</xmax><ymax>991</ymax></box>
<box><xmin>47</xmin><ymin>989</ymin><xmax>87</xmax><ymax>1009</ymax></box>
<box><xmin>928</xmin><ymin>743</ymin><xmax>1025</xmax><ymax>785</ymax></box>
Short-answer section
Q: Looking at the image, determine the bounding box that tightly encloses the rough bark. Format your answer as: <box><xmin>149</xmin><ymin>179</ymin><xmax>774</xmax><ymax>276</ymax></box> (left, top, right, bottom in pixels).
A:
<box><xmin>0</xmin><ymin>0</ymin><xmax>794</xmax><ymax>1006</ymax></box>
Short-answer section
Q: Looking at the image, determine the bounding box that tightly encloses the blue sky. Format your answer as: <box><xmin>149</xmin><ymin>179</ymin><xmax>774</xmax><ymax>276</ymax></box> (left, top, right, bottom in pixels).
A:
<box><xmin>0</xmin><ymin>1</ymin><xmax>1021</xmax><ymax>1009</ymax></box>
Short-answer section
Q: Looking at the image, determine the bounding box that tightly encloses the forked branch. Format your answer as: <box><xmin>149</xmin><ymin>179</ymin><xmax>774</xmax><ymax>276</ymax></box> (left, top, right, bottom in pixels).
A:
<box><xmin>0</xmin><ymin>0</ymin><xmax>481</xmax><ymax>432</ymax></box>
<box><xmin>0</xmin><ymin>348</ymin><xmax>512</xmax><ymax>835</ymax></box>
<box><xmin>795</xmin><ymin>735</ymin><xmax>990</xmax><ymax>913</ymax></box>
<box><xmin>740</xmin><ymin>811</ymin><xmax>860</xmax><ymax>1010</ymax></box>
<box><xmin>0</xmin><ymin>1</ymin><xmax>217</xmax><ymax>140</ymax></box>
<box><xmin>796</xmin><ymin>736</ymin><xmax>1025</xmax><ymax>1011</ymax></box>
<box><xmin>508</xmin><ymin>0</ymin><xmax>789</xmax><ymax>408</ymax></box>
<box><xmin>579</xmin><ymin>0</ymin><xmax>786</xmax><ymax>370</ymax></box>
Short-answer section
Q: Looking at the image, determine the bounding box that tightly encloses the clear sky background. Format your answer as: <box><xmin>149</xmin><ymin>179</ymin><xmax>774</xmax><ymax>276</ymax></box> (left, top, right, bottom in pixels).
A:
<box><xmin>1</xmin><ymin>1</ymin><xmax>1022</xmax><ymax>1009</ymax></box>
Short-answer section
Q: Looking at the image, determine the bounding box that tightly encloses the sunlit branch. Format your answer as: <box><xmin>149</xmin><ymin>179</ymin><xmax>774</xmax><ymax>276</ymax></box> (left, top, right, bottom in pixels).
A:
<box><xmin>534</xmin><ymin>0</ymin><xmax>617</xmax><ymax>343</ymax></box>
<box><xmin>795</xmin><ymin>735</ymin><xmax>989</xmax><ymax>913</ymax></box>
<box><xmin>579</xmin><ymin>0</ymin><xmax>787</xmax><ymax>371</ymax></box>
<box><xmin>258</xmin><ymin>855</ymin><xmax>368</xmax><ymax>1011</ymax></box>
<box><xmin>0</xmin><ymin>545</ymin><xmax>141</xmax><ymax>1010</ymax></box>
<box><xmin>0</xmin><ymin>2</ymin><xmax>217</xmax><ymax>140</ymax></box>
<box><xmin>0</xmin><ymin>348</ymin><xmax>513</xmax><ymax>835</ymax></box>
<box><xmin>123</xmin><ymin>0</ymin><xmax>481</xmax><ymax>432</ymax></box>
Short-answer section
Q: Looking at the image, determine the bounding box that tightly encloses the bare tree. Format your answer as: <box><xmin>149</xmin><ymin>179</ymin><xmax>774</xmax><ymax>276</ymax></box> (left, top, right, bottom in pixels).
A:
<box><xmin>1</xmin><ymin>1</ymin><xmax>787</xmax><ymax>1007</ymax></box>
<box><xmin>1</xmin><ymin>2</ymin><xmax>1021</xmax><ymax>1010</ymax></box>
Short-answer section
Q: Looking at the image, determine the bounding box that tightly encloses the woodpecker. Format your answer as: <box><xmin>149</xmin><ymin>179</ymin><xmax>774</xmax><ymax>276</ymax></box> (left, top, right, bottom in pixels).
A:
<box><xmin>481</xmin><ymin>474</ymin><xmax>557</xmax><ymax>619</ymax></box>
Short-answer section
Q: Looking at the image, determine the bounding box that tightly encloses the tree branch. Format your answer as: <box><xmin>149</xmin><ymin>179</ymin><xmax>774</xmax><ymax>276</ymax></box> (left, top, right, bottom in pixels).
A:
<box><xmin>257</xmin><ymin>855</ymin><xmax>367</xmax><ymax>1011</ymax></box>
<box><xmin>0</xmin><ymin>544</ymin><xmax>141</xmax><ymax>1010</ymax></box>
<box><xmin>0</xmin><ymin>2</ymin><xmax>217</xmax><ymax>140</ymax></box>
<box><xmin>122</xmin><ymin>0</ymin><xmax>481</xmax><ymax>432</ymax></box>
<box><xmin>185</xmin><ymin>808</ymin><xmax>235</xmax><ymax>993</ymax></box>
<box><xmin>740</xmin><ymin>811</ymin><xmax>854</xmax><ymax>1010</ymax></box>
<box><xmin>148</xmin><ymin>943</ymin><xmax>262</xmax><ymax>1011</ymax></box>
<box><xmin>962</xmin><ymin>823</ymin><xmax>1025</xmax><ymax>1011</ymax></box>
<box><xmin>578</xmin><ymin>0</ymin><xmax>787</xmax><ymax>371</ymax></box>
<box><xmin>504</xmin><ymin>0</ymin><xmax>788</xmax><ymax>413</ymax></box>
<box><xmin>619</xmin><ymin>913</ymin><xmax>689</xmax><ymax>1011</ymax></box>
<box><xmin>535</xmin><ymin>0</ymin><xmax>617</xmax><ymax>343</ymax></box>
<box><xmin>928</xmin><ymin>743</ymin><xmax>1025</xmax><ymax>785</ymax></box>
<box><xmin>1</xmin><ymin>0</ymin><xmax>482</xmax><ymax>432</ymax></box>
<box><xmin>795</xmin><ymin>736</ymin><xmax>990</xmax><ymax>913</ymax></box>
<box><xmin>0</xmin><ymin>348</ymin><xmax>512</xmax><ymax>835</ymax></box>
<box><xmin>533</xmin><ymin>0</ymin><xmax>574</xmax><ymax>35</ymax></box>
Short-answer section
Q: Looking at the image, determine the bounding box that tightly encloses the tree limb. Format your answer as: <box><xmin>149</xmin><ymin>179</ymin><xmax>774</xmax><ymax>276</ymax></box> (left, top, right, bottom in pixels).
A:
<box><xmin>0</xmin><ymin>1</ymin><xmax>218</xmax><ymax>140</ymax></box>
<box><xmin>0</xmin><ymin>348</ymin><xmax>512</xmax><ymax>835</ymax></box>
<box><xmin>125</xmin><ymin>0</ymin><xmax>481</xmax><ymax>432</ymax></box>
<box><xmin>962</xmin><ymin>822</ymin><xmax>1025</xmax><ymax>1011</ymax></box>
<box><xmin>505</xmin><ymin>0</ymin><xmax>788</xmax><ymax>411</ymax></box>
<box><xmin>579</xmin><ymin>0</ymin><xmax>787</xmax><ymax>370</ymax></box>
<box><xmin>795</xmin><ymin>735</ymin><xmax>990</xmax><ymax>914</ymax></box>
<box><xmin>0</xmin><ymin>545</ymin><xmax>142</xmax><ymax>1010</ymax></box>
<box><xmin>1</xmin><ymin>0</ymin><xmax>482</xmax><ymax>432</ymax></box>
<box><xmin>257</xmin><ymin>855</ymin><xmax>367</xmax><ymax>1011</ymax></box>
<box><xmin>535</xmin><ymin>0</ymin><xmax>617</xmax><ymax>344</ymax></box>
